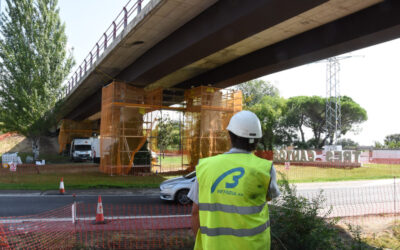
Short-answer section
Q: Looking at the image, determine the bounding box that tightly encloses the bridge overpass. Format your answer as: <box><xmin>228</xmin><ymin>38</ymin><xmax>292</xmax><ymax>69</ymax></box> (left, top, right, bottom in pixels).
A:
<box><xmin>59</xmin><ymin>0</ymin><xmax>400</xmax><ymax>121</ymax></box>
<box><xmin>56</xmin><ymin>0</ymin><xmax>400</xmax><ymax>174</ymax></box>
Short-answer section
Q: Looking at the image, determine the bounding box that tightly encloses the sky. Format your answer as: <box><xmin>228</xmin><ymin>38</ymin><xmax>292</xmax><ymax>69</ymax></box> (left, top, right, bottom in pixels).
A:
<box><xmin>55</xmin><ymin>0</ymin><xmax>400</xmax><ymax>146</ymax></box>
<box><xmin>261</xmin><ymin>39</ymin><xmax>400</xmax><ymax>146</ymax></box>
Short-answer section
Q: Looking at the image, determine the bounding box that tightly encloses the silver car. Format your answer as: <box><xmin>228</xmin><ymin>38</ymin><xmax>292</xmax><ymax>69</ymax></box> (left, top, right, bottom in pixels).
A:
<box><xmin>160</xmin><ymin>171</ymin><xmax>196</xmax><ymax>205</ymax></box>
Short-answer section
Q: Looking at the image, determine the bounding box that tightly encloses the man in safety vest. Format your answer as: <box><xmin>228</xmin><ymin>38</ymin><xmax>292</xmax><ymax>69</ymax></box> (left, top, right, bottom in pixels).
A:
<box><xmin>188</xmin><ymin>110</ymin><xmax>280</xmax><ymax>250</ymax></box>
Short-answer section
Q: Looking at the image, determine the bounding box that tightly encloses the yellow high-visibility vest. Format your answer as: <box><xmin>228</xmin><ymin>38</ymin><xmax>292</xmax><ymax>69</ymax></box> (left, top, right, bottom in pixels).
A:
<box><xmin>195</xmin><ymin>153</ymin><xmax>272</xmax><ymax>250</ymax></box>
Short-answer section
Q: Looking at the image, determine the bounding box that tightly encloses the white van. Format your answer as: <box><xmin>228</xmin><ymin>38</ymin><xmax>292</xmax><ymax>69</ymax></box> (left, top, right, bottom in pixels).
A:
<box><xmin>70</xmin><ymin>138</ymin><xmax>93</xmax><ymax>161</ymax></box>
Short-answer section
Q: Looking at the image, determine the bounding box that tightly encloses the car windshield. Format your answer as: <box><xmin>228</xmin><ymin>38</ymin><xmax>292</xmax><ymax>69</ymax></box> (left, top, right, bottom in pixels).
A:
<box><xmin>75</xmin><ymin>145</ymin><xmax>91</xmax><ymax>151</ymax></box>
<box><xmin>184</xmin><ymin>171</ymin><xmax>196</xmax><ymax>179</ymax></box>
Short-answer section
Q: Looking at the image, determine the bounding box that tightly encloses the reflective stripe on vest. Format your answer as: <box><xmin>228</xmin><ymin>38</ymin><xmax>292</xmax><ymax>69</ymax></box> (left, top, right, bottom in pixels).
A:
<box><xmin>200</xmin><ymin>220</ymin><xmax>270</xmax><ymax>237</ymax></box>
<box><xmin>195</xmin><ymin>153</ymin><xmax>272</xmax><ymax>249</ymax></box>
<box><xmin>199</xmin><ymin>202</ymin><xmax>266</xmax><ymax>214</ymax></box>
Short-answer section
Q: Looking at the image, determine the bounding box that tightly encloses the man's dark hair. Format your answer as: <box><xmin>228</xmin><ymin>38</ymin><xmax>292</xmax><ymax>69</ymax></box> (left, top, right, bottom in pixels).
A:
<box><xmin>229</xmin><ymin>131</ymin><xmax>259</xmax><ymax>152</ymax></box>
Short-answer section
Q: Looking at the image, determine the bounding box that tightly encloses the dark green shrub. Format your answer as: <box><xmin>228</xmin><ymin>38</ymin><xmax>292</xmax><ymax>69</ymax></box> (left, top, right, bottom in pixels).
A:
<box><xmin>269</xmin><ymin>174</ymin><xmax>368</xmax><ymax>250</ymax></box>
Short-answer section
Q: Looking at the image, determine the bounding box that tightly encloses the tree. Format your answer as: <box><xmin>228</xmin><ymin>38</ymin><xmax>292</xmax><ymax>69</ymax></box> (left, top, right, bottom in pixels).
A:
<box><xmin>372</xmin><ymin>134</ymin><xmax>400</xmax><ymax>149</ymax></box>
<box><xmin>285</xmin><ymin>96</ymin><xmax>327</xmax><ymax>148</ymax></box>
<box><xmin>235</xmin><ymin>79</ymin><xmax>295</xmax><ymax>150</ymax></box>
<box><xmin>384</xmin><ymin>134</ymin><xmax>400</xmax><ymax>146</ymax></box>
<box><xmin>387</xmin><ymin>141</ymin><xmax>400</xmax><ymax>149</ymax></box>
<box><xmin>248</xmin><ymin>95</ymin><xmax>296</xmax><ymax>150</ymax></box>
<box><xmin>0</xmin><ymin>0</ymin><xmax>74</xmax><ymax>159</ymax></box>
<box><xmin>236</xmin><ymin>79</ymin><xmax>279</xmax><ymax>107</ymax></box>
<box><xmin>374</xmin><ymin>141</ymin><xmax>384</xmax><ymax>149</ymax></box>
<box><xmin>156</xmin><ymin>115</ymin><xmax>180</xmax><ymax>151</ymax></box>
<box><xmin>285</xmin><ymin>96</ymin><xmax>367</xmax><ymax>148</ymax></box>
<box><xmin>302</xmin><ymin>96</ymin><xmax>327</xmax><ymax>148</ymax></box>
<box><xmin>339</xmin><ymin>96</ymin><xmax>368</xmax><ymax>137</ymax></box>
<box><xmin>285</xmin><ymin>96</ymin><xmax>309</xmax><ymax>147</ymax></box>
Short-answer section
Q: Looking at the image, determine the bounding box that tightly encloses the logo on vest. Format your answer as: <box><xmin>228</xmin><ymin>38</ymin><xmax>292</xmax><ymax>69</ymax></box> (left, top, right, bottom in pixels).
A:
<box><xmin>211</xmin><ymin>167</ymin><xmax>245</xmax><ymax>196</ymax></box>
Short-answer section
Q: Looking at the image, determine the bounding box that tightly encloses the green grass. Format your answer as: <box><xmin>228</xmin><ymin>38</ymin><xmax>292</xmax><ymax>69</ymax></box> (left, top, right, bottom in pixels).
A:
<box><xmin>0</xmin><ymin>173</ymin><xmax>166</xmax><ymax>190</ymax></box>
<box><xmin>2</xmin><ymin>163</ymin><xmax>400</xmax><ymax>190</ymax></box>
<box><xmin>156</xmin><ymin>155</ymin><xmax>188</xmax><ymax>165</ymax></box>
<box><xmin>0</xmin><ymin>164</ymin><xmax>170</xmax><ymax>190</ymax></box>
<box><xmin>16</xmin><ymin>152</ymin><xmax>71</xmax><ymax>164</ymax></box>
<box><xmin>275</xmin><ymin>163</ymin><xmax>400</xmax><ymax>183</ymax></box>
<box><xmin>153</xmin><ymin>155</ymin><xmax>189</xmax><ymax>172</ymax></box>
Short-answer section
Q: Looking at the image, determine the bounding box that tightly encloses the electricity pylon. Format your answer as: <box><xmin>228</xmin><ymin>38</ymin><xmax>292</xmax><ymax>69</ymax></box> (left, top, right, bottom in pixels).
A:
<box><xmin>325</xmin><ymin>56</ymin><xmax>342</xmax><ymax>145</ymax></box>
<box><xmin>325</xmin><ymin>55</ymin><xmax>363</xmax><ymax>145</ymax></box>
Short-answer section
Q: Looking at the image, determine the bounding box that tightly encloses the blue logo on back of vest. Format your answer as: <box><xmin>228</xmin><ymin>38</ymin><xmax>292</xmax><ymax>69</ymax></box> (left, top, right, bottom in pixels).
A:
<box><xmin>211</xmin><ymin>167</ymin><xmax>245</xmax><ymax>193</ymax></box>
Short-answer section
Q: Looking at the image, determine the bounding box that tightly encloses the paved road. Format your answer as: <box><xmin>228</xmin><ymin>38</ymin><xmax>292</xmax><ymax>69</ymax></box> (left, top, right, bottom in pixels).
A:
<box><xmin>0</xmin><ymin>189</ymin><xmax>172</xmax><ymax>217</ymax></box>
<box><xmin>294</xmin><ymin>179</ymin><xmax>400</xmax><ymax>217</ymax></box>
<box><xmin>1</xmin><ymin>179</ymin><xmax>400</xmax><ymax>218</ymax></box>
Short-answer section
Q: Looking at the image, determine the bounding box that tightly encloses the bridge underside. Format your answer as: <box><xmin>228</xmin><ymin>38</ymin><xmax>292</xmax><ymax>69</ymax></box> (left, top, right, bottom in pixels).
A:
<box><xmin>62</xmin><ymin>0</ymin><xmax>400</xmax><ymax>121</ymax></box>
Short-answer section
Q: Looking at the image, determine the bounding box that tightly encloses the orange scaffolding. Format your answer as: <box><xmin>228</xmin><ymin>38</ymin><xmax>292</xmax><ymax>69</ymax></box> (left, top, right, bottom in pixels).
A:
<box><xmin>99</xmin><ymin>82</ymin><xmax>162</xmax><ymax>175</ymax></box>
<box><xmin>98</xmin><ymin>82</ymin><xmax>242</xmax><ymax>175</ymax></box>
<box><xmin>58</xmin><ymin>119</ymin><xmax>99</xmax><ymax>154</ymax></box>
<box><xmin>184</xmin><ymin>86</ymin><xmax>242</xmax><ymax>171</ymax></box>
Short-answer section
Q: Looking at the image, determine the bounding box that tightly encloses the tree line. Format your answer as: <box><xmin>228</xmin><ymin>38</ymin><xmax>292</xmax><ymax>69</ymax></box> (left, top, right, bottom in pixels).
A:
<box><xmin>374</xmin><ymin>134</ymin><xmax>400</xmax><ymax>149</ymax></box>
<box><xmin>236</xmin><ymin>80</ymin><xmax>368</xmax><ymax>150</ymax></box>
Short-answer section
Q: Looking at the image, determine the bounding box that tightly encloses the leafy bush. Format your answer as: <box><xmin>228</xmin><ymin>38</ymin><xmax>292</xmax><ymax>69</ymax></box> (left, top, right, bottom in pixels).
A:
<box><xmin>269</xmin><ymin>174</ymin><xmax>376</xmax><ymax>250</ymax></box>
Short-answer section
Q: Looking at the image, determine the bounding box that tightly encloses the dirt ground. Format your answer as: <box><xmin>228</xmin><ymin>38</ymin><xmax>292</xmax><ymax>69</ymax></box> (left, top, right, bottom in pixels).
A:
<box><xmin>337</xmin><ymin>214</ymin><xmax>400</xmax><ymax>248</ymax></box>
<box><xmin>0</xmin><ymin>134</ymin><xmax>59</xmax><ymax>155</ymax></box>
<box><xmin>337</xmin><ymin>214</ymin><xmax>398</xmax><ymax>234</ymax></box>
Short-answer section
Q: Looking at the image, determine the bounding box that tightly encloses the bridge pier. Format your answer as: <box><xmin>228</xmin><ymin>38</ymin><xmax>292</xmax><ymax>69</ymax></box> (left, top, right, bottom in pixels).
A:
<box><xmin>58</xmin><ymin>82</ymin><xmax>242</xmax><ymax>175</ymax></box>
<box><xmin>184</xmin><ymin>86</ymin><xmax>242</xmax><ymax>171</ymax></box>
<box><xmin>99</xmin><ymin>82</ymin><xmax>161</xmax><ymax>175</ymax></box>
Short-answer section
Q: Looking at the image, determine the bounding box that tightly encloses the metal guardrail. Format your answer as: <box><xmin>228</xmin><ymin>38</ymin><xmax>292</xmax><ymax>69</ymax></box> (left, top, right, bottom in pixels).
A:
<box><xmin>60</xmin><ymin>0</ymin><xmax>148</xmax><ymax>100</ymax></box>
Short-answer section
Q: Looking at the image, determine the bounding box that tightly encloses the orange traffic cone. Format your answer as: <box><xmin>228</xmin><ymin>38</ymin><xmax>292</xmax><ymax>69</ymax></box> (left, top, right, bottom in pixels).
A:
<box><xmin>59</xmin><ymin>177</ymin><xmax>65</xmax><ymax>195</ymax></box>
<box><xmin>0</xmin><ymin>224</ymin><xmax>10</xmax><ymax>249</ymax></box>
<box><xmin>94</xmin><ymin>195</ymin><xmax>106</xmax><ymax>224</ymax></box>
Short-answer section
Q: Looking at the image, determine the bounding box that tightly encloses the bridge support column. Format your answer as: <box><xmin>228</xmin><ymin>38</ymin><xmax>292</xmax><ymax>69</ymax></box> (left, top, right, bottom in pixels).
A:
<box><xmin>184</xmin><ymin>86</ymin><xmax>242</xmax><ymax>171</ymax></box>
<box><xmin>99</xmin><ymin>81</ymin><xmax>162</xmax><ymax>175</ymax></box>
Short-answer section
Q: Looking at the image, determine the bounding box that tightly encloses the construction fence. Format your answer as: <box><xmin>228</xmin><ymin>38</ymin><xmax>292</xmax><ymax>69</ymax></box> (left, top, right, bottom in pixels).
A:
<box><xmin>1</xmin><ymin>183</ymin><xmax>400</xmax><ymax>249</ymax></box>
<box><xmin>0</xmin><ymin>203</ymin><xmax>193</xmax><ymax>249</ymax></box>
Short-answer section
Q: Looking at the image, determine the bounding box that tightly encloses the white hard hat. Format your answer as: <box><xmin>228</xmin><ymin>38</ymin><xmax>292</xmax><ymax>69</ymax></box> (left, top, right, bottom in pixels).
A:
<box><xmin>227</xmin><ymin>110</ymin><xmax>262</xmax><ymax>139</ymax></box>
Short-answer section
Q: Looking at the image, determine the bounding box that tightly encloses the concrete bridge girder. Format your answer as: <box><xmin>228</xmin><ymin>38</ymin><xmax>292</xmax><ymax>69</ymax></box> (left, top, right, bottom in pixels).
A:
<box><xmin>61</xmin><ymin>0</ymin><xmax>400</xmax><ymax>123</ymax></box>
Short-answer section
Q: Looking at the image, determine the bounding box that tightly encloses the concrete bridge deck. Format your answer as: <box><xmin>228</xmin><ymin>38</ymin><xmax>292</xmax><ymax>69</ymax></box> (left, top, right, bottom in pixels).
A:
<box><xmin>59</xmin><ymin>0</ymin><xmax>400</xmax><ymax>121</ymax></box>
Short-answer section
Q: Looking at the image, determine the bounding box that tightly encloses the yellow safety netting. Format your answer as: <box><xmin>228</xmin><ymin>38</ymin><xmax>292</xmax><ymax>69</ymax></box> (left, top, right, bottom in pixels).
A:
<box><xmin>99</xmin><ymin>81</ymin><xmax>162</xmax><ymax>175</ymax></box>
<box><xmin>58</xmin><ymin>119</ymin><xmax>99</xmax><ymax>154</ymax></box>
<box><xmin>86</xmin><ymin>81</ymin><xmax>242</xmax><ymax>175</ymax></box>
<box><xmin>184</xmin><ymin>86</ymin><xmax>242</xmax><ymax>171</ymax></box>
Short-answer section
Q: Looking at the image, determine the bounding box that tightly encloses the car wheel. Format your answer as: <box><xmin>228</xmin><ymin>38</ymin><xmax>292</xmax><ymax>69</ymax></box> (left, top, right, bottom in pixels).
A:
<box><xmin>176</xmin><ymin>189</ymin><xmax>191</xmax><ymax>205</ymax></box>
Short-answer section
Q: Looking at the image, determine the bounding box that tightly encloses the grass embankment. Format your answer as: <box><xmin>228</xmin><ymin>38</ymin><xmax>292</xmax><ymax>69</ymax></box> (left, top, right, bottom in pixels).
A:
<box><xmin>1</xmin><ymin>163</ymin><xmax>400</xmax><ymax>190</ymax></box>
<box><xmin>275</xmin><ymin>163</ymin><xmax>400</xmax><ymax>183</ymax></box>
<box><xmin>0</xmin><ymin>164</ymin><xmax>169</xmax><ymax>190</ymax></box>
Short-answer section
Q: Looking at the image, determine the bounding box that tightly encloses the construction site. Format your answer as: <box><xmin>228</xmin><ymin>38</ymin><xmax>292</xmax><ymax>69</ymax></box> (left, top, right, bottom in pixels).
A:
<box><xmin>58</xmin><ymin>82</ymin><xmax>242</xmax><ymax>175</ymax></box>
